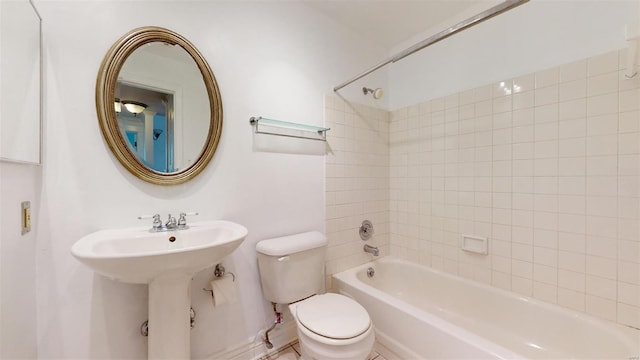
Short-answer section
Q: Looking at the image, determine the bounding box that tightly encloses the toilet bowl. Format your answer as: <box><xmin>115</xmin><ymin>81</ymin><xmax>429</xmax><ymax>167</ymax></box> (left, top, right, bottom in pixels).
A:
<box><xmin>290</xmin><ymin>293</ymin><xmax>375</xmax><ymax>360</ymax></box>
<box><xmin>256</xmin><ymin>232</ymin><xmax>375</xmax><ymax>359</ymax></box>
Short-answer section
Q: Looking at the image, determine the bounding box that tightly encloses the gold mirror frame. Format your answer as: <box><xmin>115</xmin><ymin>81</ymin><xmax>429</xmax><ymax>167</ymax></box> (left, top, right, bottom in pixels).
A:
<box><xmin>96</xmin><ymin>26</ymin><xmax>222</xmax><ymax>185</ymax></box>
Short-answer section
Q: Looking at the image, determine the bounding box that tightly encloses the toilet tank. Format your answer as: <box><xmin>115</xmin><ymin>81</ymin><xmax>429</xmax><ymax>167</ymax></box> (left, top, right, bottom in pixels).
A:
<box><xmin>256</xmin><ymin>231</ymin><xmax>327</xmax><ymax>304</ymax></box>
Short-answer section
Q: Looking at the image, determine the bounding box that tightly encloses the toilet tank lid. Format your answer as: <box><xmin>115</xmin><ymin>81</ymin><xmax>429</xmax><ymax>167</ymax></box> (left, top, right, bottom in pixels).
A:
<box><xmin>256</xmin><ymin>231</ymin><xmax>327</xmax><ymax>256</ymax></box>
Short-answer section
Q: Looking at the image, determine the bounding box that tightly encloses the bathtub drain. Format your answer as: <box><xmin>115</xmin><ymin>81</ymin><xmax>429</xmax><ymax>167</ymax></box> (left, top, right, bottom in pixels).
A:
<box><xmin>367</xmin><ymin>267</ymin><xmax>375</xmax><ymax>278</ymax></box>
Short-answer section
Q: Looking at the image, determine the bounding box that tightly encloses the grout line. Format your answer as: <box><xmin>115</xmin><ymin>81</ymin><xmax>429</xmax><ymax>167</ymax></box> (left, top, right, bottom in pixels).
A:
<box><xmin>290</xmin><ymin>343</ymin><xmax>300</xmax><ymax>356</ymax></box>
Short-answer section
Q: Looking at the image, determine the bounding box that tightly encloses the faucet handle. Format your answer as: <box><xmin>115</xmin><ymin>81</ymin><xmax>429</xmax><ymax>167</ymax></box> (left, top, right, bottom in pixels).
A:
<box><xmin>139</xmin><ymin>214</ymin><xmax>163</xmax><ymax>231</ymax></box>
<box><xmin>178</xmin><ymin>212</ymin><xmax>199</xmax><ymax>229</ymax></box>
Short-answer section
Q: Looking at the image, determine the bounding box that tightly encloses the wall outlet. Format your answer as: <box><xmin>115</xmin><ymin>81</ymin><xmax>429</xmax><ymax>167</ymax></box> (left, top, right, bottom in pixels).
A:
<box><xmin>21</xmin><ymin>201</ymin><xmax>31</xmax><ymax>235</ymax></box>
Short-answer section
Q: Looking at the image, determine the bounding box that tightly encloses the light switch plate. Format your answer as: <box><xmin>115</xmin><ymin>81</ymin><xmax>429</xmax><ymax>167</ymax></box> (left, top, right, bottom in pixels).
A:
<box><xmin>21</xmin><ymin>201</ymin><xmax>31</xmax><ymax>235</ymax></box>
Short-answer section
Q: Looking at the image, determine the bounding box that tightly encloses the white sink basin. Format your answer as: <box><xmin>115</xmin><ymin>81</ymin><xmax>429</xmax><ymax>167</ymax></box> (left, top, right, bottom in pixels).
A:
<box><xmin>71</xmin><ymin>220</ymin><xmax>248</xmax><ymax>359</ymax></box>
<box><xmin>71</xmin><ymin>220</ymin><xmax>248</xmax><ymax>284</ymax></box>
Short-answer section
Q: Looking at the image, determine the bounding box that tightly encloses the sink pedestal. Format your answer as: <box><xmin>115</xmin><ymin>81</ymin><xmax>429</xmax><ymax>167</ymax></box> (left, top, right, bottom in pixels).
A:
<box><xmin>70</xmin><ymin>220</ymin><xmax>249</xmax><ymax>359</ymax></box>
<box><xmin>148</xmin><ymin>273</ymin><xmax>192</xmax><ymax>359</ymax></box>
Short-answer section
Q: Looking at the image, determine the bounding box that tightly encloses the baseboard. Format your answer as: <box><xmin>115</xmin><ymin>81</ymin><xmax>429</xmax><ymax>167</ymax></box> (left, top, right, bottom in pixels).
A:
<box><xmin>373</xmin><ymin>329</ymin><xmax>417</xmax><ymax>360</ymax></box>
<box><xmin>203</xmin><ymin>321</ymin><xmax>297</xmax><ymax>360</ymax></box>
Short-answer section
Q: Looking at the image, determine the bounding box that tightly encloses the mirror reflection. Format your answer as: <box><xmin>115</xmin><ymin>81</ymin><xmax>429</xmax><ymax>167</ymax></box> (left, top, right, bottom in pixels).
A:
<box><xmin>115</xmin><ymin>42</ymin><xmax>210</xmax><ymax>174</ymax></box>
<box><xmin>0</xmin><ymin>0</ymin><xmax>41</xmax><ymax>164</ymax></box>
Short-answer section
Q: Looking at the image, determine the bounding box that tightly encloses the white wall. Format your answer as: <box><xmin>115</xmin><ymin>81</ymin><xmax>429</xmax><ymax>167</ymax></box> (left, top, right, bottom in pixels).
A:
<box><xmin>388</xmin><ymin>0</ymin><xmax>640</xmax><ymax>110</ymax></box>
<box><xmin>0</xmin><ymin>162</ymin><xmax>40</xmax><ymax>359</ymax></box>
<box><xmin>34</xmin><ymin>1</ymin><xmax>386</xmax><ymax>358</ymax></box>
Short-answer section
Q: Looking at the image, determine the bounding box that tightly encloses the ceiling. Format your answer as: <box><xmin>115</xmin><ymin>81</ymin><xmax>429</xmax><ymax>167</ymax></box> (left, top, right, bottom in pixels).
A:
<box><xmin>303</xmin><ymin>0</ymin><xmax>485</xmax><ymax>50</ymax></box>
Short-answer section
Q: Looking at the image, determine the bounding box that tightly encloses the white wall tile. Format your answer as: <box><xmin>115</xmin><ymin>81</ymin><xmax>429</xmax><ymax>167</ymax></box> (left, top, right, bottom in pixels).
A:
<box><xmin>559</xmin><ymin>177</ymin><xmax>586</xmax><ymax>195</ymax></box>
<box><xmin>534</xmin><ymin>158</ymin><xmax>558</xmax><ymax>176</ymax></box>
<box><xmin>536</xmin><ymin>68</ymin><xmax>559</xmax><ymax>89</ymax></box>
<box><xmin>535</xmin><ymin>104</ymin><xmax>559</xmax><ymax>124</ymax></box>
<box><xmin>535</xmin><ymin>122</ymin><xmax>558</xmax><ymax>141</ymax></box>
<box><xmin>586</xmin><ymin>236</ymin><xmax>617</xmax><ymax>259</ymax></box>
<box><xmin>618</xmin><ymin>282</ymin><xmax>640</xmax><ymax>306</ymax></box>
<box><xmin>586</xmin><ymin>134</ymin><xmax>618</xmax><ymax>156</ymax></box>
<box><xmin>559</xmin><ymin>118</ymin><xmax>586</xmax><ymax>139</ymax></box>
<box><xmin>493</xmin><ymin>96</ymin><xmax>512</xmax><ymax>114</ymax></box>
<box><xmin>558</xmin><ymin>213</ymin><xmax>586</xmax><ymax>234</ymax></box>
<box><xmin>586</xmin><ymin>156</ymin><xmax>617</xmax><ymax>176</ymax></box>
<box><xmin>588</xmin><ymin>72</ymin><xmax>618</xmax><ymax>97</ymax></box>
<box><xmin>512</xmin><ymin>259</ymin><xmax>533</xmax><ymax>279</ymax></box>
<box><xmin>559</xmin><ymin>157</ymin><xmax>586</xmax><ymax>176</ymax></box>
<box><xmin>617</xmin><ymin>303</ymin><xmax>640</xmax><ymax>328</ymax></box>
<box><xmin>560</xmin><ymin>59</ymin><xmax>587</xmax><ymax>83</ymax></box>
<box><xmin>513</xmin><ymin>74</ymin><xmax>535</xmax><ymax>93</ymax></box>
<box><xmin>534</xmin><ymin>140</ymin><xmax>558</xmax><ymax>159</ymax></box>
<box><xmin>587</xmin><ymin>93</ymin><xmax>619</xmax><ymax>117</ymax></box>
<box><xmin>558</xmin><ymin>288</ymin><xmax>586</xmax><ymax>312</ymax></box>
<box><xmin>586</xmin><ymin>295</ymin><xmax>617</xmax><ymax>321</ymax></box>
<box><xmin>559</xmin><ymin>138</ymin><xmax>586</xmax><ymax>158</ymax></box>
<box><xmin>534</xmin><ymin>281</ymin><xmax>558</xmax><ymax>303</ymax></box>
<box><xmin>559</xmin><ymin>232</ymin><xmax>586</xmax><ymax>253</ymax></box>
<box><xmin>513</xmin><ymin>91</ymin><xmax>534</xmax><ymax>110</ymax></box>
<box><xmin>586</xmin><ymin>275</ymin><xmax>617</xmax><ymax>301</ymax></box>
<box><xmin>535</xmin><ymin>86</ymin><xmax>559</xmax><ymax>106</ymax></box>
<box><xmin>559</xmin><ymin>195</ymin><xmax>586</xmax><ymax>215</ymax></box>
<box><xmin>619</xmin><ymin>154</ymin><xmax>640</xmax><ymax>175</ymax></box>
<box><xmin>587</xmin><ymin>114</ymin><xmax>618</xmax><ymax>136</ymax></box>
<box><xmin>559</xmin><ymin>98</ymin><xmax>587</xmax><ymax>121</ymax></box>
<box><xmin>559</xmin><ymin>252</ymin><xmax>586</xmax><ymax>273</ymax></box>
<box><xmin>513</xmin><ymin>108</ymin><xmax>535</xmax><ymax>126</ymax></box>
<box><xmin>619</xmin><ymin>111</ymin><xmax>640</xmax><ymax>133</ymax></box>
<box><xmin>586</xmin><ymin>255</ymin><xmax>617</xmax><ymax>279</ymax></box>
<box><xmin>619</xmin><ymin>261</ymin><xmax>639</xmax><ymax>285</ymax></box>
<box><xmin>619</xmin><ymin>133</ymin><xmax>640</xmax><ymax>154</ymax></box>
<box><xmin>559</xmin><ymin>79</ymin><xmax>587</xmax><ymax>102</ymax></box>
<box><xmin>587</xmin><ymin>52</ymin><xmax>619</xmax><ymax>77</ymax></box>
<box><xmin>388</xmin><ymin>50</ymin><xmax>639</xmax><ymax>328</ymax></box>
<box><xmin>534</xmin><ymin>264</ymin><xmax>558</xmax><ymax>285</ymax></box>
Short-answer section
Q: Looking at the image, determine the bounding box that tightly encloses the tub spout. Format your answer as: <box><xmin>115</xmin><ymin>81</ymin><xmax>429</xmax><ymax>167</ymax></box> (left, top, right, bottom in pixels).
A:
<box><xmin>364</xmin><ymin>244</ymin><xmax>379</xmax><ymax>256</ymax></box>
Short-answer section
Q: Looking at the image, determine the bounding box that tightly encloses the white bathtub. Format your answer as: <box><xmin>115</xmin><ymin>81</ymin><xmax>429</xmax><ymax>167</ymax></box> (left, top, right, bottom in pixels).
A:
<box><xmin>333</xmin><ymin>257</ymin><xmax>640</xmax><ymax>359</ymax></box>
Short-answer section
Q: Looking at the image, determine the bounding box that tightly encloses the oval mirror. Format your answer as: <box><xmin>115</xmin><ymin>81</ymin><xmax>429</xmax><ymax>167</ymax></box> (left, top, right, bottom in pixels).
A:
<box><xmin>96</xmin><ymin>26</ymin><xmax>222</xmax><ymax>185</ymax></box>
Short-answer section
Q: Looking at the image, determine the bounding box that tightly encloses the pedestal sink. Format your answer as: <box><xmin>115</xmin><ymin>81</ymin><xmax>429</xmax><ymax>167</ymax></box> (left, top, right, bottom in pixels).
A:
<box><xmin>71</xmin><ymin>220</ymin><xmax>248</xmax><ymax>359</ymax></box>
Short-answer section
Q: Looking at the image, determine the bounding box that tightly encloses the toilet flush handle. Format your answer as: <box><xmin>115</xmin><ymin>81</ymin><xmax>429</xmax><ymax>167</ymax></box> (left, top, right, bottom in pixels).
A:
<box><xmin>277</xmin><ymin>256</ymin><xmax>290</xmax><ymax>262</ymax></box>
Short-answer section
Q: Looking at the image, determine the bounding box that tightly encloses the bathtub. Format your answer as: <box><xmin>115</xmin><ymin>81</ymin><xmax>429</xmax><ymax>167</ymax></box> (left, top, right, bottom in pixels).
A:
<box><xmin>333</xmin><ymin>257</ymin><xmax>640</xmax><ymax>359</ymax></box>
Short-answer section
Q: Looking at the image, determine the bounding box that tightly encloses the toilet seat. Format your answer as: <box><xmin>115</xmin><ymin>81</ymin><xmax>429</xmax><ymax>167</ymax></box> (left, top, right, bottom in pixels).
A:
<box><xmin>295</xmin><ymin>293</ymin><xmax>371</xmax><ymax>340</ymax></box>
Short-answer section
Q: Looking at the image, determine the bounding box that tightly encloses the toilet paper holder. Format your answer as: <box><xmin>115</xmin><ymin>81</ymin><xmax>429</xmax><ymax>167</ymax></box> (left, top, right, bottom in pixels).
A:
<box><xmin>202</xmin><ymin>263</ymin><xmax>235</xmax><ymax>294</ymax></box>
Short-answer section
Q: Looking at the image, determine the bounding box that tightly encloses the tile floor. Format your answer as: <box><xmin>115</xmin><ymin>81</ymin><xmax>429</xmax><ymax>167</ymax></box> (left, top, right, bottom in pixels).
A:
<box><xmin>260</xmin><ymin>341</ymin><xmax>386</xmax><ymax>360</ymax></box>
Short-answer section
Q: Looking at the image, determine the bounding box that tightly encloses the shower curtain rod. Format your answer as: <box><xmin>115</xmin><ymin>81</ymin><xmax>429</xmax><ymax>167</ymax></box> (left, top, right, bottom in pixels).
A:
<box><xmin>333</xmin><ymin>0</ymin><xmax>529</xmax><ymax>92</ymax></box>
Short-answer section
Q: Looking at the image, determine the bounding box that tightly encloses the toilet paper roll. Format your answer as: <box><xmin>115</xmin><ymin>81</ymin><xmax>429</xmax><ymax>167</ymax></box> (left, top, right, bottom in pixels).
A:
<box><xmin>210</xmin><ymin>277</ymin><xmax>237</xmax><ymax>307</ymax></box>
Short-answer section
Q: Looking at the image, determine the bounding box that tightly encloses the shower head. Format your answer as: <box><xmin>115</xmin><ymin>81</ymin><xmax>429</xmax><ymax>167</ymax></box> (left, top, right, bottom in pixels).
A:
<box><xmin>363</xmin><ymin>87</ymin><xmax>383</xmax><ymax>99</ymax></box>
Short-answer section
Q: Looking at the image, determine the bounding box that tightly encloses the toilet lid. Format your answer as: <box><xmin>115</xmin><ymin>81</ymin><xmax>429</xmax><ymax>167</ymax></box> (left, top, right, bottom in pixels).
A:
<box><xmin>296</xmin><ymin>293</ymin><xmax>370</xmax><ymax>339</ymax></box>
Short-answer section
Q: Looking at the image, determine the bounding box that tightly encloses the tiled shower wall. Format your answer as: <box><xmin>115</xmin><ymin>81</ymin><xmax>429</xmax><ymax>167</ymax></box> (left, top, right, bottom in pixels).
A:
<box><xmin>324</xmin><ymin>95</ymin><xmax>390</xmax><ymax>279</ymax></box>
<box><xmin>389</xmin><ymin>49</ymin><xmax>640</xmax><ymax>328</ymax></box>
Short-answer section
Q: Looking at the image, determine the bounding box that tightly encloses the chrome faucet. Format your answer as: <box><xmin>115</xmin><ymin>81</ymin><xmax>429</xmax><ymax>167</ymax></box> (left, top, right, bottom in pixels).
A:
<box><xmin>139</xmin><ymin>212</ymin><xmax>199</xmax><ymax>232</ymax></box>
<box><xmin>364</xmin><ymin>244</ymin><xmax>379</xmax><ymax>256</ymax></box>
<box><xmin>178</xmin><ymin>213</ymin><xmax>188</xmax><ymax>229</ymax></box>
<box><xmin>151</xmin><ymin>214</ymin><xmax>163</xmax><ymax>231</ymax></box>
<box><xmin>165</xmin><ymin>214</ymin><xmax>177</xmax><ymax>230</ymax></box>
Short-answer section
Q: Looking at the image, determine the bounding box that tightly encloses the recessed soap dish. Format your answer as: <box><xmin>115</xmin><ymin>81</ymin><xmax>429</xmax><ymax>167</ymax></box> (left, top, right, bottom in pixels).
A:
<box><xmin>461</xmin><ymin>234</ymin><xmax>488</xmax><ymax>255</ymax></box>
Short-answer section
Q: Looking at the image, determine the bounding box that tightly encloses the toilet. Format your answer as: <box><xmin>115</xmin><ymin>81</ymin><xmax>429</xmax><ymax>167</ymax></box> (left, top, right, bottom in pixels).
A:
<box><xmin>256</xmin><ymin>231</ymin><xmax>375</xmax><ymax>360</ymax></box>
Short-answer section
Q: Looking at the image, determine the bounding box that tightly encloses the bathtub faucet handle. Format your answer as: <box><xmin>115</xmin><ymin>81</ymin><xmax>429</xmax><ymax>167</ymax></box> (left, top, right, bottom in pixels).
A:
<box><xmin>364</xmin><ymin>244</ymin><xmax>379</xmax><ymax>256</ymax></box>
